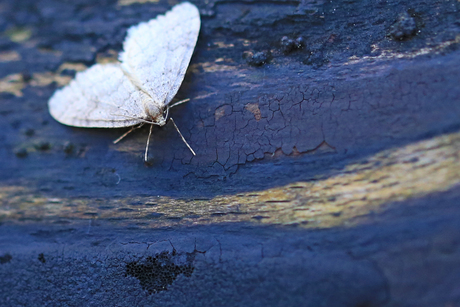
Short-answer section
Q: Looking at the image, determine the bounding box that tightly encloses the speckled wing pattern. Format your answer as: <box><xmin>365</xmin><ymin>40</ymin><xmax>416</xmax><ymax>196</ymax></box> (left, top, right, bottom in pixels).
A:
<box><xmin>119</xmin><ymin>2</ymin><xmax>200</xmax><ymax>108</ymax></box>
<box><xmin>48</xmin><ymin>2</ymin><xmax>200</xmax><ymax>128</ymax></box>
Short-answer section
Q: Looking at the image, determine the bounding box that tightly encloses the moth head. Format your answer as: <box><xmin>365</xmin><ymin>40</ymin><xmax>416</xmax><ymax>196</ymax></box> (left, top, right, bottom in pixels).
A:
<box><xmin>145</xmin><ymin>104</ymin><xmax>166</xmax><ymax>126</ymax></box>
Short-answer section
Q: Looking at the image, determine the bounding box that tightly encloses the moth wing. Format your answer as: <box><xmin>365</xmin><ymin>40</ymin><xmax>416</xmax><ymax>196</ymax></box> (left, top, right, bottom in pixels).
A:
<box><xmin>48</xmin><ymin>63</ymin><xmax>147</xmax><ymax>128</ymax></box>
<box><xmin>119</xmin><ymin>2</ymin><xmax>200</xmax><ymax>107</ymax></box>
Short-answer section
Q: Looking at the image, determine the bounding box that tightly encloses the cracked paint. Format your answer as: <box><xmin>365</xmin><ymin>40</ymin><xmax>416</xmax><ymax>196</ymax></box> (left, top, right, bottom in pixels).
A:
<box><xmin>199</xmin><ymin>84</ymin><xmax>339</xmax><ymax>171</ymax></box>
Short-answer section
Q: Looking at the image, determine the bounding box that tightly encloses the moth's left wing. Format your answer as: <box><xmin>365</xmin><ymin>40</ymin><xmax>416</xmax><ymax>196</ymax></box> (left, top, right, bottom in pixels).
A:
<box><xmin>119</xmin><ymin>2</ymin><xmax>200</xmax><ymax>107</ymax></box>
<box><xmin>48</xmin><ymin>63</ymin><xmax>147</xmax><ymax>128</ymax></box>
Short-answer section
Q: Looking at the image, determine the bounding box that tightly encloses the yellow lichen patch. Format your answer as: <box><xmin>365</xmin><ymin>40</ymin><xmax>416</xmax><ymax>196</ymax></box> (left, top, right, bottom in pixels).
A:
<box><xmin>194</xmin><ymin>62</ymin><xmax>237</xmax><ymax>73</ymax></box>
<box><xmin>349</xmin><ymin>34</ymin><xmax>460</xmax><ymax>64</ymax></box>
<box><xmin>38</xmin><ymin>48</ymin><xmax>62</xmax><ymax>57</ymax></box>
<box><xmin>56</xmin><ymin>62</ymin><xmax>88</xmax><ymax>74</ymax></box>
<box><xmin>0</xmin><ymin>73</ymin><xmax>25</xmax><ymax>97</ymax></box>
<box><xmin>213</xmin><ymin>42</ymin><xmax>235</xmax><ymax>49</ymax></box>
<box><xmin>241</xmin><ymin>39</ymin><xmax>252</xmax><ymax>47</ymax></box>
<box><xmin>96</xmin><ymin>50</ymin><xmax>119</xmax><ymax>64</ymax></box>
<box><xmin>1</xmin><ymin>132</ymin><xmax>459</xmax><ymax>228</ymax></box>
<box><xmin>0</xmin><ymin>66</ymin><xmax>81</xmax><ymax>97</ymax></box>
<box><xmin>0</xmin><ymin>51</ymin><xmax>21</xmax><ymax>62</ymax></box>
<box><xmin>4</xmin><ymin>27</ymin><xmax>32</xmax><ymax>42</ymax></box>
<box><xmin>117</xmin><ymin>0</ymin><xmax>159</xmax><ymax>6</ymax></box>
<box><xmin>257</xmin><ymin>132</ymin><xmax>460</xmax><ymax>227</ymax></box>
<box><xmin>0</xmin><ymin>186</ymin><xmax>31</xmax><ymax>218</ymax></box>
<box><xmin>30</xmin><ymin>72</ymin><xmax>72</xmax><ymax>87</ymax></box>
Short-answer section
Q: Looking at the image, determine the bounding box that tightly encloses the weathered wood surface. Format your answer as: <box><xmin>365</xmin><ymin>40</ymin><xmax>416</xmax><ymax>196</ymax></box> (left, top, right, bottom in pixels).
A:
<box><xmin>1</xmin><ymin>0</ymin><xmax>460</xmax><ymax>306</ymax></box>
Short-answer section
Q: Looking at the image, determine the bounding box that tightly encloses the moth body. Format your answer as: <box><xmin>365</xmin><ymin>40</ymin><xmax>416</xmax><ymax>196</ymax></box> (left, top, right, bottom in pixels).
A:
<box><xmin>140</xmin><ymin>92</ymin><xmax>166</xmax><ymax>126</ymax></box>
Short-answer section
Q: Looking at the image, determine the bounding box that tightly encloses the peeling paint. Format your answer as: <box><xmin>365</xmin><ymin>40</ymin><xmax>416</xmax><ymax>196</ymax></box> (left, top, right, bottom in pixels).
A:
<box><xmin>0</xmin><ymin>73</ymin><xmax>24</xmax><ymax>97</ymax></box>
<box><xmin>38</xmin><ymin>48</ymin><xmax>62</xmax><ymax>57</ymax></box>
<box><xmin>0</xmin><ymin>51</ymin><xmax>21</xmax><ymax>62</ymax></box>
<box><xmin>30</xmin><ymin>72</ymin><xmax>72</xmax><ymax>87</ymax></box>
<box><xmin>96</xmin><ymin>50</ymin><xmax>119</xmax><ymax>64</ymax></box>
<box><xmin>117</xmin><ymin>0</ymin><xmax>159</xmax><ymax>6</ymax></box>
<box><xmin>195</xmin><ymin>62</ymin><xmax>237</xmax><ymax>73</ymax></box>
<box><xmin>214</xmin><ymin>105</ymin><xmax>227</xmax><ymax>121</ymax></box>
<box><xmin>348</xmin><ymin>35</ymin><xmax>460</xmax><ymax>65</ymax></box>
<box><xmin>57</xmin><ymin>62</ymin><xmax>88</xmax><ymax>74</ymax></box>
<box><xmin>0</xmin><ymin>68</ymin><xmax>83</xmax><ymax>97</ymax></box>
<box><xmin>213</xmin><ymin>42</ymin><xmax>235</xmax><ymax>48</ymax></box>
<box><xmin>4</xmin><ymin>27</ymin><xmax>32</xmax><ymax>42</ymax></box>
<box><xmin>245</xmin><ymin>103</ymin><xmax>261</xmax><ymax>121</ymax></box>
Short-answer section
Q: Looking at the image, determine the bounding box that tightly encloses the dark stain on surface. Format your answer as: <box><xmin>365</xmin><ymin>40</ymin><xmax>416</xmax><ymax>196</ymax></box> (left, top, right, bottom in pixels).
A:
<box><xmin>0</xmin><ymin>253</ymin><xmax>12</xmax><ymax>264</ymax></box>
<box><xmin>125</xmin><ymin>249</ymin><xmax>195</xmax><ymax>294</ymax></box>
<box><xmin>37</xmin><ymin>253</ymin><xmax>46</xmax><ymax>263</ymax></box>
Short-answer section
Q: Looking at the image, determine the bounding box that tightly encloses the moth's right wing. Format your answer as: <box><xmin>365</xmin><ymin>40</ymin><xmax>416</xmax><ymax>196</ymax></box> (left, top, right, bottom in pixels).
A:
<box><xmin>48</xmin><ymin>63</ymin><xmax>147</xmax><ymax>128</ymax></box>
<box><xmin>119</xmin><ymin>2</ymin><xmax>200</xmax><ymax>107</ymax></box>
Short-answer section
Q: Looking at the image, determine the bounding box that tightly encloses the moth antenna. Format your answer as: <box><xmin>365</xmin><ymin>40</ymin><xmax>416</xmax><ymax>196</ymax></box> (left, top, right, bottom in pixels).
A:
<box><xmin>144</xmin><ymin>124</ymin><xmax>154</xmax><ymax>162</ymax></box>
<box><xmin>163</xmin><ymin>98</ymin><xmax>190</xmax><ymax>122</ymax></box>
<box><xmin>170</xmin><ymin>117</ymin><xmax>196</xmax><ymax>156</ymax></box>
<box><xmin>113</xmin><ymin>123</ymin><xmax>144</xmax><ymax>144</ymax></box>
<box><xmin>169</xmin><ymin>98</ymin><xmax>190</xmax><ymax>109</ymax></box>
<box><xmin>165</xmin><ymin>106</ymin><xmax>170</xmax><ymax>121</ymax></box>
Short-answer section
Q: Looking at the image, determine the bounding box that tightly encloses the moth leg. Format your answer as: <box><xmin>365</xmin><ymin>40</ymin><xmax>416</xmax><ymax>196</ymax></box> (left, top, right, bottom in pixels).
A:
<box><xmin>170</xmin><ymin>117</ymin><xmax>196</xmax><ymax>156</ymax></box>
<box><xmin>113</xmin><ymin>123</ymin><xmax>144</xmax><ymax>144</ymax></box>
<box><xmin>144</xmin><ymin>124</ymin><xmax>154</xmax><ymax>162</ymax></box>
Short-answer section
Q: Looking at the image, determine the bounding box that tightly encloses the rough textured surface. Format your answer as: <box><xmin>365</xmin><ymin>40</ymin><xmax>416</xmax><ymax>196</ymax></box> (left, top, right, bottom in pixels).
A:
<box><xmin>1</xmin><ymin>188</ymin><xmax>460</xmax><ymax>306</ymax></box>
<box><xmin>0</xmin><ymin>0</ymin><xmax>459</xmax><ymax>196</ymax></box>
<box><xmin>0</xmin><ymin>0</ymin><xmax>460</xmax><ymax>306</ymax></box>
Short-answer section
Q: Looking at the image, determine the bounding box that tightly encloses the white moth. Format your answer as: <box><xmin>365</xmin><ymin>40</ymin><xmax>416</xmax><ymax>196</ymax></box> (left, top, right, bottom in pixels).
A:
<box><xmin>48</xmin><ymin>2</ymin><xmax>200</xmax><ymax>162</ymax></box>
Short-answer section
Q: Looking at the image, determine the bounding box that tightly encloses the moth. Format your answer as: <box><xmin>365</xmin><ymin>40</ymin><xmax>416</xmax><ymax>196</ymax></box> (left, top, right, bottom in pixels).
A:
<box><xmin>48</xmin><ymin>2</ymin><xmax>200</xmax><ymax>162</ymax></box>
